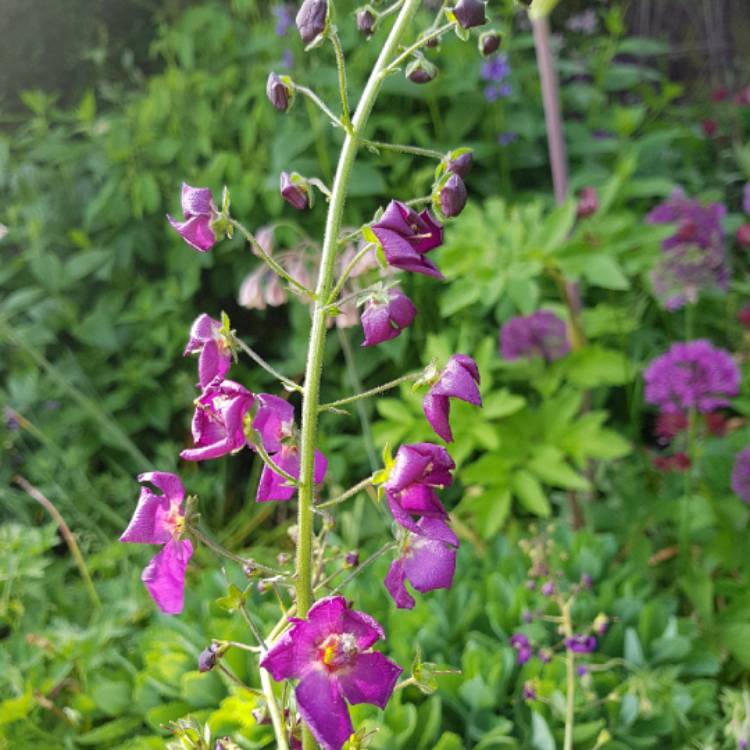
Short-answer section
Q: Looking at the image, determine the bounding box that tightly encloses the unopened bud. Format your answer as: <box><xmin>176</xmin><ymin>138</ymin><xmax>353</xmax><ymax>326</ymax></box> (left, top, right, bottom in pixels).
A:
<box><xmin>296</xmin><ymin>0</ymin><xmax>328</xmax><ymax>45</ymax></box>
<box><xmin>242</xmin><ymin>562</ymin><xmax>256</xmax><ymax>577</ymax></box>
<box><xmin>479</xmin><ymin>30</ymin><xmax>501</xmax><ymax>56</ymax></box>
<box><xmin>438</xmin><ymin>174</ymin><xmax>468</xmax><ymax>218</ymax></box>
<box><xmin>277</xmin><ymin>552</ymin><xmax>291</xmax><ymax>566</ymax></box>
<box><xmin>453</xmin><ymin>0</ymin><xmax>487</xmax><ymax>29</ymax></box>
<box><xmin>198</xmin><ymin>643</ymin><xmax>220</xmax><ymax>672</ymax></box>
<box><xmin>576</xmin><ymin>186</ymin><xmax>599</xmax><ymax>218</ymax></box>
<box><xmin>267</xmin><ymin>72</ymin><xmax>292</xmax><ymax>112</ymax></box>
<box><xmin>406</xmin><ymin>58</ymin><xmax>438</xmax><ymax>84</ymax></box>
<box><xmin>280</xmin><ymin>172</ymin><xmax>311</xmax><ymax>211</ymax></box>
<box><xmin>446</xmin><ymin>150</ymin><xmax>473</xmax><ymax>177</ymax></box>
<box><xmin>345</xmin><ymin>550</ymin><xmax>360</xmax><ymax>567</ymax></box>
<box><xmin>356</xmin><ymin>8</ymin><xmax>376</xmax><ymax>37</ymax></box>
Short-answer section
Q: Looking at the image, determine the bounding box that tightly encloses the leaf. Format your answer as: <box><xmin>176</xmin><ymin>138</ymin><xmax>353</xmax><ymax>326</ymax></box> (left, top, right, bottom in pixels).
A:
<box><xmin>77</xmin><ymin>717</ymin><xmax>143</xmax><ymax>745</ymax></box>
<box><xmin>581</xmin><ymin>256</ymin><xmax>629</xmax><ymax>290</ymax></box>
<box><xmin>528</xmin><ymin>446</ymin><xmax>590</xmax><ymax>490</ymax></box>
<box><xmin>483</xmin><ymin>390</ymin><xmax>526</xmax><ymax>419</ymax></box>
<box><xmin>719</xmin><ymin>624</ymin><xmax>750</xmax><ymax>668</ymax></box>
<box><xmin>512</xmin><ymin>471</ymin><xmax>551</xmax><ymax>517</ymax></box>
<box><xmin>623</xmin><ymin>627</ymin><xmax>645</xmax><ymax>667</ymax></box>
<box><xmin>440</xmin><ymin>279</ymin><xmax>482</xmax><ymax>316</ymax></box>
<box><xmin>566</xmin><ymin>346</ymin><xmax>632</xmax><ymax>388</ymax></box>
<box><xmin>531</xmin><ymin>711</ymin><xmax>556</xmax><ymax>750</ymax></box>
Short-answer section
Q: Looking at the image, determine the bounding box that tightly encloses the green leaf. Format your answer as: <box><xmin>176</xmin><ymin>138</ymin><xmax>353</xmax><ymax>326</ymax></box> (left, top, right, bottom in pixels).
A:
<box><xmin>528</xmin><ymin>446</ymin><xmax>590</xmax><ymax>490</ymax></box>
<box><xmin>512</xmin><ymin>471</ymin><xmax>551</xmax><ymax>517</ymax></box>
<box><xmin>77</xmin><ymin>717</ymin><xmax>143</xmax><ymax>745</ymax></box>
<box><xmin>483</xmin><ymin>389</ymin><xmax>526</xmax><ymax>419</ymax></box>
<box><xmin>531</xmin><ymin>711</ymin><xmax>556</xmax><ymax>750</ymax></box>
<box><xmin>623</xmin><ymin>627</ymin><xmax>645</xmax><ymax>667</ymax></box>
<box><xmin>566</xmin><ymin>346</ymin><xmax>632</xmax><ymax>388</ymax></box>
<box><xmin>581</xmin><ymin>256</ymin><xmax>629</xmax><ymax>290</ymax></box>
<box><xmin>719</xmin><ymin>624</ymin><xmax>750</xmax><ymax>668</ymax></box>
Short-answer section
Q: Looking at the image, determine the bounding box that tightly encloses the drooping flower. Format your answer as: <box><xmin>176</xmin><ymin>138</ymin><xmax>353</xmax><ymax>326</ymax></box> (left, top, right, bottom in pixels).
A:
<box><xmin>499</xmin><ymin>310</ymin><xmax>570</xmax><ymax>362</ymax></box>
<box><xmin>384</xmin><ymin>443</ymin><xmax>455</xmax><ymax>533</ymax></box>
<box><xmin>406</xmin><ymin>58</ymin><xmax>438</xmax><ymax>85</ymax></box>
<box><xmin>280</xmin><ymin>172</ymin><xmax>311</xmax><ymax>211</ymax></box>
<box><xmin>453</xmin><ymin>0</ymin><xmax>486</xmax><ymax>29</ymax></box>
<box><xmin>256</xmin><ymin>444</ymin><xmax>328</xmax><ymax>502</ymax></box>
<box><xmin>446</xmin><ymin>150</ymin><xmax>473</xmax><ymax>178</ymax></box>
<box><xmin>180</xmin><ymin>379</ymin><xmax>254</xmax><ymax>461</ymax></box>
<box><xmin>356</xmin><ymin>8</ymin><xmax>375</xmax><ymax>37</ymax></box>
<box><xmin>260</xmin><ymin>596</ymin><xmax>402</xmax><ymax>750</ymax></box>
<box><xmin>647</xmin><ymin>188</ymin><xmax>727</xmax><ymax>310</ymax></box>
<box><xmin>479</xmin><ymin>30</ymin><xmax>501</xmax><ymax>57</ymax></box>
<box><xmin>167</xmin><ymin>183</ymin><xmax>217</xmax><ymax>252</ymax></box>
<box><xmin>272</xmin><ymin>3</ymin><xmax>293</xmax><ymax>36</ymax></box>
<box><xmin>184</xmin><ymin>314</ymin><xmax>232</xmax><ymax>388</ymax></box>
<box><xmin>643</xmin><ymin>340</ymin><xmax>740</xmax><ymax>414</ymax></box>
<box><xmin>423</xmin><ymin>354</ymin><xmax>482</xmax><ymax>442</ymax></box>
<box><xmin>731</xmin><ymin>446</ymin><xmax>750</xmax><ymax>503</ymax></box>
<box><xmin>370</xmin><ymin>201</ymin><xmax>444</xmax><ymax>278</ymax></box>
<box><xmin>510</xmin><ymin>633</ymin><xmax>532</xmax><ymax>664</ymax></box>
<box><xmin>438</xmin><ymin>174</ymin><xmax>468</xmax><ymax>218</ymax></box>
<box><xmin>565</xmin><ymin>634</ymin><xmax>597</xmax><ymax>654</ymax></box>
<box><xmin>360</xmin><ymin>287</ymin><xmax>417</xmax><ymax>347</ymax></box>
<box><xmin>296</xmin><ymin>0</ymin><xmax>327</xmax><ymax>45</ymax></box>
<box><xmin>120</xmin><ymin>472</ymin><xmax>193</xmax><ymax>614</ymax></box>
<box><xmin>384</xmin><ymin>518</ymin><xmax>458</xmax><ymax>609</ymax></box>
<box><xmin>267</xmin><ymin>72</ymin><xmax>292</xmax><ymax>112</ymax></box>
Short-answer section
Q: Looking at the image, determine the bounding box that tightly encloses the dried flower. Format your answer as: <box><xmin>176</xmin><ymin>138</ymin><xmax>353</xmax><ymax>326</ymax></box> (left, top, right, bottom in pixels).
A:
<box><xmin>360</xmin><ymin>287</ymin><xmax>417</xmax><ymax>347</ymax></box>
<box><xmin>120</xmin><ymin>472</ymin><xmax>193</xmax><ymax>614</ymax></box>
<box><xmin>260</xmin><ymin>596</ymin><xmax>402</xmax><ymax>750</ymax></box>
<box><xmin>499</xmin><ymin>310</ymin><xmax>570</xmax><ymax>362</ymax></box>
<box><xmin>167</xmin><ymin>183</ymin><xmax>218</xmax><ymax>252</ymax></box>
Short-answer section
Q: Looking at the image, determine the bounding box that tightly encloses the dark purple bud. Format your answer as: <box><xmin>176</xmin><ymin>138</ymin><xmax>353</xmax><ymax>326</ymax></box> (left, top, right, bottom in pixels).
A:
<box><xmin>439</xmin><ymin>174</ymin><xmax>468</xmax><ymax>218</ymax></box>
<box><xmin>453</xmin><ymin>0</ymin><xmax>487</xmax><ymax>29</ymax></box>
<box><xmin>522</xmin><ymin>681</ymin><xmax>537</xmax><ymax>701</ymax></box>
<box><xmin>345</xmin><ymin>550</ymin><xmax>360</xmax><ymax>567</ymax></box>
<box><xmin>198</xmin><ymin>643</ymin><xmax>219</xmax><ymax>672</ymax></box>
<box><xmin>576</xmin><ymin>186</ymin><xmax>599</xmax><ymax>218</ymax></box>
<box><xmin>267</xmin><ymin>72</ymin><xmax>291</xmax><ymax>112</ymax></box>
<box><xmin>296</xmin><ymin>0</ymin><xmax>328</xmax><ymax>45</ymax></box>
<box><xmin>280</xmin><ymin>172</ymin><xmax>310</xmax><ymax>211</ymax></box>
<box><xmin>446</xmin><ymin>151</ymin><xmax>473</xmax><ymax>177</ymax></box>
<box><xmin>356</xmin><ymin>8</ymin><xmax>376</xmax><ymax>37</ymax></box>
<box><xmin>425</xmin><ymin>35</ymin><xmax>439</xmax><ymax>48</ymax></box>
<box><xmin>406</xmin><ymin>58</ymin><xmax>438</xmax><ymax>84</ymax></box>
<box><xmin>565</xmin><ymin>634</ymin><xmax>597</xmax><ymax>654</ymax></box>
<box><xmin>479</xmin><ymin>30</ymin><xmax>501</xmax><ymax>57</ymax></box>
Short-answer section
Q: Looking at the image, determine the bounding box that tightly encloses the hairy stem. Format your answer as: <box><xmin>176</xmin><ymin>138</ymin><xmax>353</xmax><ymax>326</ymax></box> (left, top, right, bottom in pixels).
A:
<box><xmin>233</xmin><ymin>337</ymin><xmax>302</xmax><ymax>392</ymax></box>
<box><xmin>329</xmin><ymin>30</ymin><xmax>352</xmax><ymax>130</ymax></box>
<box><xmin>295</xmin><ymin>5</ymin><xmax>422</xmax><ymax>746</ymax></box>
<box><xmin>260</xmin><ymin>667</ymin><xmax>290</xmax><ymax>750</ymax></box>
<box><xmin>359</xmin><ymin>138</ymin><xmax>444</xmax><ymax>160</ymax></box>
<box><xmin>327</xmin><ymin>242</ymin><xmax>376</xmax><ymax>304</ymax></box>
<box><xmin>319</xmin><ymin>371</ymin><xmax>420</xmax><ymax>411</ymax></box>
<box><xmin>295</xmin><ymin>83</ymin><xmax>345</xmax><ymax>129</ymax></box>
<box><xmin>317</xmin><ymin>476</ymin><xmax>374</xmax><ymax>510</ymax></box>
<box><xmin>385</xmin><ymin>21</ymin><xmax>456</xmax><ymax>74</ymax></box>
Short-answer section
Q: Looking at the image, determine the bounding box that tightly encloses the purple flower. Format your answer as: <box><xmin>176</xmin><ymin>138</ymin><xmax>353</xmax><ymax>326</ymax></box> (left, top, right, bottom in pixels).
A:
<box><xmin>510</xmin><ymin>633</ymin><xmax>532</xmax><ymax>664</ymax></box>
<box><xmin>184</xmin><ymin>314</ymin><xmax>232</xmax><ymax>388</ymax></box>
<box><xmin>453</xmin><ymin>0</ymin><xmax>486</xmax><ymax>29</ymax></box>
<box><xmin>439</xmin><ymin>174</ymin><xmax>468</xmax><ymax>218</ymax></box>
<box><xmin>296</xmin><ymin>0</ymin><xmax>327</xmax><ymax>45</ymax></box>
<box><xmin>499</xmin><ymin>310</ymin><xmax>570</xmax><ymax>362</ymax></box>
<box><xmin>565</xmin><ymin>634</ymin><xmax>597</xmax><ymax>654</ymax></box>
<box><xmin>280</xmin><ymin>172</ymin><xmax>310</xmax><ymax>211</ymax></box>
<box><xmin>406</xmin><ymin>58</ymin><xmax>438</xmax><ymax>85</ymax></box>
<box><xmin>498</xmin><ymin>132</ymin><xmax>517</xmax><ymax>146</ymax></box>
<box><xmin>120</xmin><ymin>472</ymin><xmax>193</xmax><ymax>614</ymax></box>
<box><xmin>743</xmin><ymin>183</ymin><xmax>750</xmax><ymax>215</ymax></box>
<box><xmin>731</xmin><ymin>446</ymin><xmax>750</xmax><ymax>503</ymax></box>
<box><xmin>371</xmin><ymin>201</ymin><xmax>444</xmax><ymax>278</ymax></box>
<box><xmin>647</xmin><ymin>188</ymin><xmax>727</xmax><ymax>310</ymax></box>
<box><xmin>180</xmin><ymin>379</ymin><xmax>255</xmax><ymax>461</ymax></box>
<box><xmin>361</xmin><ymin>288</ymin><xmax>417</xmax><ymax>347</ymax></box>
<box><xmin>384</xmin><ymin>443</ymin><xmax>455</xmax><ymax>534</ymax></box>
<box><xmin>423</xmin><ymin>354</ymin><xmax>482</xmax><ymax>442</ymax></box>
<box><xmin>484</xmin><ymin>83</ymin><xmax>512</xmax><ymax>102</ymax></box>
<box><xmin>541</xmin><ymin>581</ymin><xmax>555</xmax><ymax>597</ymax></box>
<box><xmin>260</xmin><ymin>596</ymin><xmax>402</xmax><ymax>750</ymax></box>
<box><xmin>252</xmin><ymin>393</ymin><xmax>295</xmax><ymax>453</ymax></box>
<box><xmin>576</xmin><ymin>664</ymin><xmax>588</xmax><ymax>677</ymax></box>
<box><xmin>256</xmin><ymin>444</ymin><xmax>328</xmax><ymax>502</ymax></box>
<box><xmin>480</xmin><ymin>54</ymin><xmax>510</xmax><ymax>83</ymax></box>
<box><xmin>356</xmin><ymin>8</ymin><xmax>376</xmax><ymax>37</ymax></box>
<box><xmin>167</xmin><ymin>183</ymin><xmax>217</xmax><ymax>252</ymax></box>
<box><xmin>446</xmin><ymin>151</ymin><xmax>473</xmax><ymax>177</ymax></box>
<box><xmin>384</xmin><ymin>518</ymin><xmax>458</xmax><ymax>609</ymax></box>
<box><xmin>643</xmin><ymin>340</ymin><xmax>740</xmax><ymax>414</ymax></box>
<box><xmin>479</xmin><ymin>30</ymin><xmax>502</xmax><ymax>57</ymax></box>
<box><xmin>272</xmin><ymin>3</ymin><xmax>293</xmax><ymax>36</ymax></box>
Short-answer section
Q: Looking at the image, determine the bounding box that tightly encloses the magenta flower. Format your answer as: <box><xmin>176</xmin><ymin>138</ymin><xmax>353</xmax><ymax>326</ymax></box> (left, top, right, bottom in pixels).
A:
<box><xmin>184</xmin><ymin>314</ymin><xmax>232</xmax><ymax>387</ymax></box>
<box><xmin>423</xmin><ymin>354</ymin><xmax>482</xmax><ymax>442</ymax></box>
<box><xmin>510</xmin><ymin>633</ymin><xmax>532</xmax><ymax>664</ymax></box>
<box><xmin>252</xmin><ymin>393</ymin><xmax>295</xmax><ymax>453</ymax></box>
<box><xmin>384</xmin><ymin>443</ymin><xmax>455</xmax><ymax>533</ymax></box>
<box><xmin>361</xmin><ymin>288</ymin><xmax>417</xmax><ymax>347</ymax></box>
<box><xmin>500</xmin><ymin>310</ymin><xmax>570</xmax><ymax>362</ymax></box>
<box><xmin>731</xmin><ymin>446</ymin><xmax>750</xmax><ymax>503</ymax></box>
<box><xmin>384</xmin><ymin>518</ymin><xmax>458</xmax><ymax>609</ymax></box>
<box><xmin>260</xmin><ymin>596</ymin><xmax>402</xmax><ymax>750</ymax></box>
<box><xmin>180</xmin><ymin>378</ymin><xmax>255</xmax><ymax>461</ymax></box>
<box><xmin>167</xmin><ymin>183</ymin><xmax>217</xmax><ymax>252</ymax></box>
<box><xmin>644</xmin><ymin>340</ymin><xmax>740</xmax><ymax>414</ymax></box>
<box><xmin>565</xmin><ymin>634</ymin><xmax>597</xmax><ymax>653</ymax></box>
<box><xmin>120</xmin><ymin>472</ymin><xmax>193</xmax><ymax>615</ymax></box>
<box><xmin>256</xmin><ymin>444</ymin><xmax>328</xmax><ymax>502</ymax></box>
<box><xmin>371</xmin><ymin>201</ymin><xmax>444</xmax><ymax>278</ymax></box>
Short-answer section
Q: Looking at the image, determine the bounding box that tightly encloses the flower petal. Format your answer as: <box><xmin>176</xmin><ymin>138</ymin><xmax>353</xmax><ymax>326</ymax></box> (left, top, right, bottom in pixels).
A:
<box><xmin>402</xmin><ymin>536</ymin><xmax>457</xmax><ymax>594</ymax></box>
<box><xmin>142</xmin><ymin>539</ymin><xmax>193</xmax><ymax>615</ymax></box>
<box><xmin>120</xmin><ymin>488</ymin><xmax>171</xmax><ymax>544</ymax></box>
<box><xmin>168</xmin><ymin>214</ymin><xmax>216</xmax><ymax>252</ymax></box>
<box><xmin>180</xmin><ymin>183</ymin><xmax>213</xmax><ymax>217</ymax></box>
<box><xmin>295</xmin><ymin>670</ymin><xmax>353</xmax><ymax>750</ymax></box>
<box><xmin>337</xmin><ymin>652</ymin><xmax>403</xmax><ymax>709</ymax></box>
<box><xmin>423</xmin><ymin>393</ymin><xmax>452</xmax><ymax>442</ymax></box>
<box><xmin>384</xmin><ymin>559</ymin><xmax>415</xmax><ymax>609</ymax></box>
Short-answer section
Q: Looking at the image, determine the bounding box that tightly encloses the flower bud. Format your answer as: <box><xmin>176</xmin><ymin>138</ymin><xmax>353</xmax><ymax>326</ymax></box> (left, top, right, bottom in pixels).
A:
<box><xmin>453</xmin><ymin>0</ymin><xmax>486</xmax><ymax>29</ymax></box>
<box><xmin>277</xmin><ymin>552</ymin><xmax>291</xmax><ymax>566</ymax></box>
<box><xmin>576</xmin><ymin>186</ymin><xmax>599</xmax><ymax>218</ymax></box>
<box><xmin>736</xmin><ymin>223</ymin><xmax>750</xmax><ymax>248</ymax></box>
<box><xmin>266</xmin><ymin>72</ymin><xmax>292</xmax><ymax>112</ymax></box>
<box><xmin>541</xmin><ymin>580</ymin><xmax>555</xmax><ymax>596</ymax></box>
<box><xmin>198</xmin><ymin>643</ymin><xmax>220</xmax><ymax>672</ymax></box>
<box><xmin>406</xmin><ymin>58</ymin><xmax>438</xmax><ymax>84</ymax></box>
<box><xmin>344</xmin><ymin>550</ymin><xmax>360</xmax><ymax>567</ymax></box>
<box><xmin>280</xmin><ymin>172</ymin><xmax>311</xmax><ymax>211</ymax></box>
<box><xmin>446</xmin><ymin>150</ymin><xmax>473</xmax><ymax>177</ymax></box>
<box><xmin>479</xmin><ymin>30</ymin><xmax>501</xmax><ymax>57</ymax></box>
<box><xmin>356</xmin><ymin>8</ymin><xmax>376</xmax><ymax>37</ymax></box>
<box><xmin>296</xmin><ymin>0</ymin><xmax>328</xmax><ymax>45</ymax></box>
<box><xmin>438</xmin><ymin>174</ymin><xmax>468</xmax><ymax>218</ymax></box>
<box><xmin>425</xmin><ymin>35</ymin><xmax>439</xmax><ymax>48</ymax></box>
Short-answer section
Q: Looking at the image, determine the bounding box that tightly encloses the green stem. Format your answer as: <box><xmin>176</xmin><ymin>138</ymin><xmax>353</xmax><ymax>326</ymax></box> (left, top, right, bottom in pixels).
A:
<box><xmin>231</xmin><ymin>219</ymin><xmax>315</xmax><ymax>298</ymax></box>
<box><xmin>384</xmin><ymin>21</ymin><xmax>456</xmax><ymax>74</ymax></box>
<box><xmin>295</xmin><ymin>83</ymin><xmax>345</xmax><ymax>129</ymax></box>
<box><xmin>188</xmin><ymin>524</ymin><xmax>286</xmax><ymax>576</ymax></box>
<box><xmin>561</xmin><ymin>599</ymin><xmax>575</xmax><ymax>750</ymax></box>
<box><xmin>233</xmin><ymin>337</ymin><xmax>302</xmax><ymax>392</ymax></box>
<box><xmin>317</xmin><ymin>476</ymin><xmax>373</xmax><ymax>509</ymax></box>
<box><xmin>255</xmin><ymin>440</ymin><xmax>300</xmax><ymax>486</ymax></box>
<box><xmin>295</xmin><ymin>5</ymin><xmax>422</xmax><ymax>747</ymax></box>
<box><xmin>327</xmin><ymin>242</ymin><xmax>376</xmax><ymax>304</ymax></box>
<box><xmin>261</xmin><ymin>666</ymin><xmax>290</xmax><ymax>750</ymax></box>
<box><xmin>319</xmin><ymin>371</ymin><xmax>420</xmax><ymax>411</ymax></box>
<box><xmin>329</xmin><ymin>30</ymin><xmax>352</xmax><ymax>130</ymax></box>
<box><xmin>359</xmin><ymin>138</ymin><xmax>444</xmax><ymax>160</ymax></box>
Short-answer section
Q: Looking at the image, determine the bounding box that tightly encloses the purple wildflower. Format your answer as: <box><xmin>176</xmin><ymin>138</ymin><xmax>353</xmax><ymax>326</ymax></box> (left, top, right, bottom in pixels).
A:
<box><xmin>499</xmin><ymin>310</ymin><xmax>570</xmax><ymax>362</ymax></box>
<box><xmin>180</xmin><ymin>378</ymin><xmax>254</xmax><ymax>462</ymax></box>
<box><xmin>120</xmin><ymin>472</ymin><xmax>193</xmax><ymax>615</ymax></box>
<box><xmin>371</xmin><ymin>201</ymin><xmax>444</xmax><ymax>278</ymax></box>
<box><xmin>281</xmin><ymin>49</ymin><xmax>295</xmax><ymax>69</ymax></box>
<box><xmin>260</xmin><ymin>596</ymin><xmax>402</xmax><ymax>750</ymax></box>
<box><xmin>565</xmin><ymin>634</ymin><xmax>597</xmax><ymax>654</ymax></box>
<box><xmin>257</xmin><ymin>444</ymin><xmax>328</xmax><ymax>502</ymax></box>
<box><xmin>384</xmin><ymin>518</ymin><xmax>458</xmax><ymax>609</ymax></box>
<box><xmin>184</xmin><ymin>314</ymin><xmax>232</xmax><ymax>388</ymax></box>
<box><xmin>280</xmin><ymin>172</ymin><xmax>311</xmax><ymax>211</ymax></box>
<box><xmin>423</xmin><ymin>354</ymin><xmax>482</xmax><ymax>443</ymax></box>
<box><xmin>541</xmin><ymin>581</ymin><xmax>555</xmax><ymax>597</ymax></box>
<box><xmin>498</xmin><ymin>132</ymin><xmax>518</xmax><ymax>146</ymax></box>
<box><xmin>576</xmin><ymin>664</ymin><xmax>588</xmax><ymax>677</ymax></box>
<box><xmin>272</xmin><ymin>3</ymin><xmax>293</xmax><ymax>36</ymax></box>
<box><xmin>731</xmin><ymin>446</ymin><xmax>750</xmax><ymax>503</ymax></box>
<box><xmin>167</xmin><ymin>183</ymin><xmax>218</xmax><ymax>252</ymax></box>
<box><xmin>384</xmin><ymin>443</ymin><xmax>455</xmax><ymax>534</ymax></box>
<box><xmin>296</xmin><ymin>0</ymin><xmax>327</xmax><ymax>45</ymax></box>
<box><xmin>480</xmin><ymin>54</ymin><xmax>511</xmax><ymax>103</ymax></box>
<box><xmin>251</xmin><ymin>393</ymin><xmax>295</xmax><ymax>453</ymax></box>
<box><xmin>647</xmin><ymin>188</ymin><xmax>727</xmax><ymax>310</ymax></box>
<box><xmin>453</xmin><ymin>0</ymin><xmax>486</xmax><ymax>29</ymax></box>
<box><xmin>510</xmin><ymin>633</ymin><xmax>532</xmax><ymax>664</ymax></box>
<box><xmin>643</xmin><ymin>340</ymin><xmax>740</xmax><ymax>414</ymax></box>
<box><xmin>360</xmin><ymin>288</ymin><xmax>417</xmax><ymax>347</ymax></box>
<box><xmin>438</xmin><ymin>174</ymin><xmax>468</xmax><ymax>218</ymax></box>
